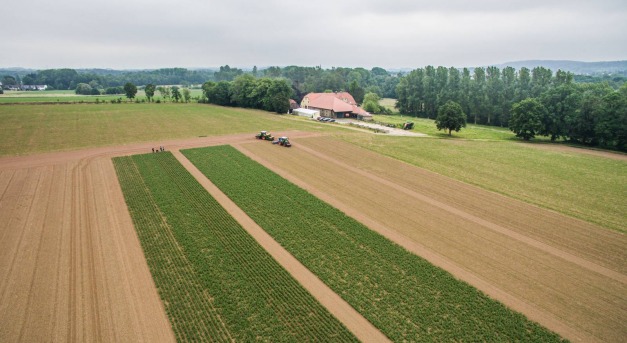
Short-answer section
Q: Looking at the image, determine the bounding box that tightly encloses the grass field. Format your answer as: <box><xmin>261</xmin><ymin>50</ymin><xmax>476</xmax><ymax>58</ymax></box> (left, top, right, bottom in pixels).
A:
<box><xmin>339</xmin><ymin>133</ymin><xmax>627</xmax><ymax>233</ymax></box>
<box><xmin>371</xmin><ymin>113</ymin><xmax>523</xmax><ymax>140</ymax></box>
<box><xmin>182</xmin><ymin>145</ymin><xmax>565</xmax><ymax>342</ymax></box>
<box><xmin>378</xmin><ymin>98</ymin><xmax>398</xmax><ymax>113</ymax></box>
<box><xmin>0</xmin><ymin>89</ymin><xmax>204</xmax><ymax>103</ymax></box>
<box><xmin>114</xmin><ymin>152</ymin><xmax>357</xmax><ymax>342</ymax></box>
<box><xmin>0</xmin><ymin>103</ymin><xmax>338</xmax><ymax>156</ymax></box>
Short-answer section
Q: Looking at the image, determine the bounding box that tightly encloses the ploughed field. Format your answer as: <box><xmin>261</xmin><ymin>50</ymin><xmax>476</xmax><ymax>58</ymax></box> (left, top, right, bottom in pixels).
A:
<box><xmin>0</xmin><ymin>156</ymin><xmax>174</xmax><ymax>342</ymax></box>
<box><xmin>231</xmin><ymin>137</ymin><xmax>626</xmax><ymax>343</ymax></box>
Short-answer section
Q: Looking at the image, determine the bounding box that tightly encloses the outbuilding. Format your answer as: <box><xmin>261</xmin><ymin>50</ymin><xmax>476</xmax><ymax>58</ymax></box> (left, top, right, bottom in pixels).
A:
<box><xmin>293</xmin><ymin>108</ymin><xmax>320</xmax><ymax>119</ymax></box>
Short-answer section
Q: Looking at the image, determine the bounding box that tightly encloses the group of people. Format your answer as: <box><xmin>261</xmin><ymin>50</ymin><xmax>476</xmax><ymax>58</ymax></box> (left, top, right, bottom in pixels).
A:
<box><xmin>152</xmin><ymin>146</ymin><xmax>165</xmax><ymax>153</ymax></box>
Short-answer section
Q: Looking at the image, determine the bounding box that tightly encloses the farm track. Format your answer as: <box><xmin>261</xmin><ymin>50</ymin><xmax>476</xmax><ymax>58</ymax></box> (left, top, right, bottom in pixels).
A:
<box><xmin>236</xmin><ymin>137</ymin><xmax>627</xmax><ymax>343</ymax></box>
<box><xmin>0</xmin><ymin>132</ymin><xmax>315</xmax><ymax>342</ymax></box>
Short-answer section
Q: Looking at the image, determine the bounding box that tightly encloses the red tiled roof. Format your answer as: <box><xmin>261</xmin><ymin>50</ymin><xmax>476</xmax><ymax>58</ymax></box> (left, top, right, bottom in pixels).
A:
<box><xmin>303</xmin><ymin>92</ymin><xmax>368</xmax><ymax>115</ymax></box>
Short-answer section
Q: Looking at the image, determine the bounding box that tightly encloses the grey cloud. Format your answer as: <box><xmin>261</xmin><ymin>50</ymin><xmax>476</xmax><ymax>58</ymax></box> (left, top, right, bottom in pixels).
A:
<box><xmin>2</xmin><ymin>0</ymin><xmax>626</xmax><ymax>69</ymax></box>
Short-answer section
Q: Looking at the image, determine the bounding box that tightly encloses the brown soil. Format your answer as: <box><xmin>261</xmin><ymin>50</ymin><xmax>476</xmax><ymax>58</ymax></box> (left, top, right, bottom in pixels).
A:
<box><xmin>236</xmin><ymin>137</ymin><xmax>627</xmax><ymax>343</ymax></box>
<box><xmin>0</xmin><ymin>132</ymin><xmax>317</xmax><ymax>342</ymax></box>
<box><xmin>171</xmin><ymin>150</ymin><xmax>390</xmax><ymax>343</ymax></box>
<box><xmin>0</xmin><ymin>158</ymin><xmax>175</xmax><ymax>342</ymax></box>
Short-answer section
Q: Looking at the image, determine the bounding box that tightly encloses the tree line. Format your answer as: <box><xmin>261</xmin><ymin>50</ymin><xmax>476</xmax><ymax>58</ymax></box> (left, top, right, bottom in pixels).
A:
<box><xmin>1</xmin><ymin>68</ymin><xmax>213</xmax><ymax>91</ymax></box>
<box><xmin>201</xmin><ymin>75</ymin><xmax>293</xmax><ymax>114</ymax></box>
<box><xmin>395</xmin><ymin>66</ymin><xmax>627</xmax><ymax>151</ymax></box>
<box><xmin>1</xmin><ymin>66</ymin><xmax>401</xmax><ymax>102</ymax></box>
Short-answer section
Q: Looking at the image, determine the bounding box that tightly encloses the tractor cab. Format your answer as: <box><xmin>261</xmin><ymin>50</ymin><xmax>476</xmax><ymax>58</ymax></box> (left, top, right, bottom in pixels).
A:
<box><xmin>255</xmin><ymin>130</ymin><xmax>274</xmax><ymax>140</ymax></box>
<box><xmin>278</xmin><ymin>137</ymin><xmax>291</xmax><ymax>147</ymax></box>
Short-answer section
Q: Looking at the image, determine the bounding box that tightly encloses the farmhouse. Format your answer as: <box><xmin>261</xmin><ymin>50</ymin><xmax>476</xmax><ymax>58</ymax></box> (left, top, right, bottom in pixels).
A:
<box><xmin>301</xmin><ymin>92</ymin><xmax>372</xmax><ymax>121</ymax></box>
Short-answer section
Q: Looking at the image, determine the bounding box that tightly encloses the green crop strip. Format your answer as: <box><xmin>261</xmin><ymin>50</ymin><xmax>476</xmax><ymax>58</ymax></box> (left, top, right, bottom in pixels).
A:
<box><xmin>182</xmin><ymin>145</ymin><xmax>566</xmax><ymax>342</ymax></box>
<box><xmin>113</xmin><ymin>153</ymin><xmax>357</xmax><ymax>342</ymax></box>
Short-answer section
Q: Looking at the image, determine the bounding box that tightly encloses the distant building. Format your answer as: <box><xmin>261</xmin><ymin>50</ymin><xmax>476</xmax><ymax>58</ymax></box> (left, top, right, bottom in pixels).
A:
<box><xmin>21</xmin><ymin>85</ymin><xmax>48</xmax><ymax>91</ymax></box>
<box><xmin>301</xmin><ymin>92</ymin><xmax>372</xmax><ymax>121</ymax></box>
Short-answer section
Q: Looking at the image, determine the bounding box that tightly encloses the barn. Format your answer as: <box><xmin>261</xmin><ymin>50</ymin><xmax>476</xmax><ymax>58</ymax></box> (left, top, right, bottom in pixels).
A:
<box><xmin>300</xmin><ymin>92</ymin><xmax>372</xmax><ymax>121</ymax></box>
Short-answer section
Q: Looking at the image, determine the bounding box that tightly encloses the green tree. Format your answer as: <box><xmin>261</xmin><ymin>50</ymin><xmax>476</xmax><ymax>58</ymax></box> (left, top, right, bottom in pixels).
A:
<box><xmin>123</xmin><ymin>82</ymin><xmax>137</xmax><ymax>100</ymax></box>
<box><xmin>540</xmin><ymin>84</ymin><xmax>582</xmax><ymax>141</ymax></box>
<box><xmin>595</xmin><ymin>87</ymin><xmax>627</xmax><ymax>150</ymax></box>
<box><xmin>202</xmin><ymin>81</ymin><xmax>231</xmax><ymax>106</ymax></box>
<box><xmin>349</xmin><ymin>80</ymin><xmax>365</xmax><ymax>104</ymax></box>
<box><xmin>1</xmin><ymin>75</ymin><xmax>17</xmax><ymax>88</ymax></box>
<box><xmin>423</xmin><ymin>66</ymin><xmax>437</xmax><ymax>118</ymax></box>
<box><xmin>171</xmin><ymin>86</ymin><xmax>181</xmax><ymax>102</ymax></box>
<box><xmin>157</xmin><ymin>86</ymin><xmax>171</xmax><ymax>101</ymax></box>
<box><xmin>145</xmin><ymin>84</ymin><xmax>156</xmax><ymax>102</ymax></box>
<box><xmin>22</xmin><ymin>74</ymin><xmax>36</xmax><ymax>85</ymax></box>
<box><xmin>362</xmin><ymin>92</ymin><xmax>382</xmax><ymax>113</ymax></box>
<box><xmin>470</xmin><ymin>67</ymin><xmax>487</xmax><ymax>124</ymax></box>
<box><xmin>75</xmin><ymin>83</ymin><xmax>92</xmax><ymax>95</ymax></box>
<box><xmin>214</xmin><ymin>65</ymin><xmax>243</xmax><ymax>82</ymax></box>
<box><xmin>182</xmin><ymin>88</ymin><xmax>191</xmax><ymax>103</ymax></box>
<box><xmin>485</xmin><ymin>66</ymin><xmax>503</xmax><ymax>125</ymax></box>
<box><xmin>263</xmin><ymin>79</ymin><xmax>292</xmax><ymax>113</ymax></box>
<box><xmin>509</xmin><ymin>98</ymin><xmax>547</xmax><ymax>140</ymax></box>
<box><xmin>211</xmin><ymin>81</ymin><xmax>232</xmax><ymax>106</ymax></box>
<box><xmin>531</xmin><ymin>66</ymin><xmax>553</xmax><ymax>97</ymax></box>
<box><xmin>231</xmin><ymin>74</ymin><xmax>257</xmax><ymax>107</ymax></box>
<box><xmin>435</xmin><ymin>101</ymin><xmax>467</xmax><ymax>136</ymax></box>
<box><xmin>515</xmin><ymin>67</ymin><xmax>531</xmax><ymax>102</ymax></box>
<box><xmin>568</xmin><ymin>88</ymin><xmax>604</xmax><ymax>145</ymax></box>
<box><xmin>500</xmin><ymin>66</ymin><xmax>517</xmax><ymax>125</ymax></box>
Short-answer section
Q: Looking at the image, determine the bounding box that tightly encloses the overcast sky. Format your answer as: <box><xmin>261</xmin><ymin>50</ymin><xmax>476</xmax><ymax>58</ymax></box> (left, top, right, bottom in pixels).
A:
<box><xmin>3</xmin><ymin>0</ymin><xmax>626</xmax><ymax>70</ymax></box>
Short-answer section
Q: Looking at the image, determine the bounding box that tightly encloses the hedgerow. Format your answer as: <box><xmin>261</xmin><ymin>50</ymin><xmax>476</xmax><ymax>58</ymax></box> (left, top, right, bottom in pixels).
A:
<box><xmin>182</xmin><ymin>145</ymin><xmax>566</xmax><ymax>342</ymax></box>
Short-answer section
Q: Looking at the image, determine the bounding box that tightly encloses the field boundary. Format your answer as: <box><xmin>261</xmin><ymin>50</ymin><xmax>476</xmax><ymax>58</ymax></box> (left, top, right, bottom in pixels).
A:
<box><xmin>170</xmin><ymin>149</ymin><xmax>391</xmax><ymax>343</ymax></box>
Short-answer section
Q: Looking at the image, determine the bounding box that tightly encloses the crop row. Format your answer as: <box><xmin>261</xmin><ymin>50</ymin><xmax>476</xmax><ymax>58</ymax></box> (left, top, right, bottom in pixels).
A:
<box><xmin>182</xmin><ymin>145</ymin><xmax>565</xmax><ymax>342</ymax></box>
<box><xmin>113</xmin><ymin>153</ymin><xmax>357</xmax><ymax>342</ymax></box>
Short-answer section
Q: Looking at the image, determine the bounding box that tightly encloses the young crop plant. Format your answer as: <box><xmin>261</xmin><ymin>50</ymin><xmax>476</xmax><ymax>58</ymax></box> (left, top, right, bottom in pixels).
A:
<box><xmin>182</xmin><ymin>145</ymin><xmax>567</xmax><ymax>343</ymax></box>
<box><xmin>113</xmin><ymin>152</ymin><xmax>357</xmax><ymax>342</ymax></box>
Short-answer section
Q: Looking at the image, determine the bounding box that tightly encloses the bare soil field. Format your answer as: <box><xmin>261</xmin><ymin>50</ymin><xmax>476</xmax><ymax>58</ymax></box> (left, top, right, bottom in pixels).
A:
<box><xmin>0</xmin><ymin>157</ymin><xmax>175</xmax><ymax>342</ymax></box>
<box><xmin>237</xmin><ymin>137</ymin><xmax>627</xmax><ymax>343</ymax></box>
<box><xmin>0</xmin><ymin>132</ymin><xmax>316</xmax><ymax>342</ymax></box>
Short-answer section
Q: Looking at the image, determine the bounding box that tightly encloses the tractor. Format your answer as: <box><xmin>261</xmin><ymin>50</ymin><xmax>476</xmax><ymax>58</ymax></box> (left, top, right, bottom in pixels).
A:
<box><xmin>255</xmin><ymin>130</ymin><xmax>274</xmax><ymax>141</ymax></box>
<box><xmin>402</xmin><ymin>122</ymin><xmax>414</xmax><ymax>130</ymax></box>
<box><xmin>273</xmin><ymin>136</ymin><xmax>292</xmax><ymax>147</ymax></box>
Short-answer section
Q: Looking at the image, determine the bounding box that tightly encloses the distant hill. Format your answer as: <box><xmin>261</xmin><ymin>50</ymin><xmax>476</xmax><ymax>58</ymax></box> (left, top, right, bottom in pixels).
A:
<box><xmin>492</xmin><ymin>60</ymin><xmax>627</xmax><ymax>75</ymax></box>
